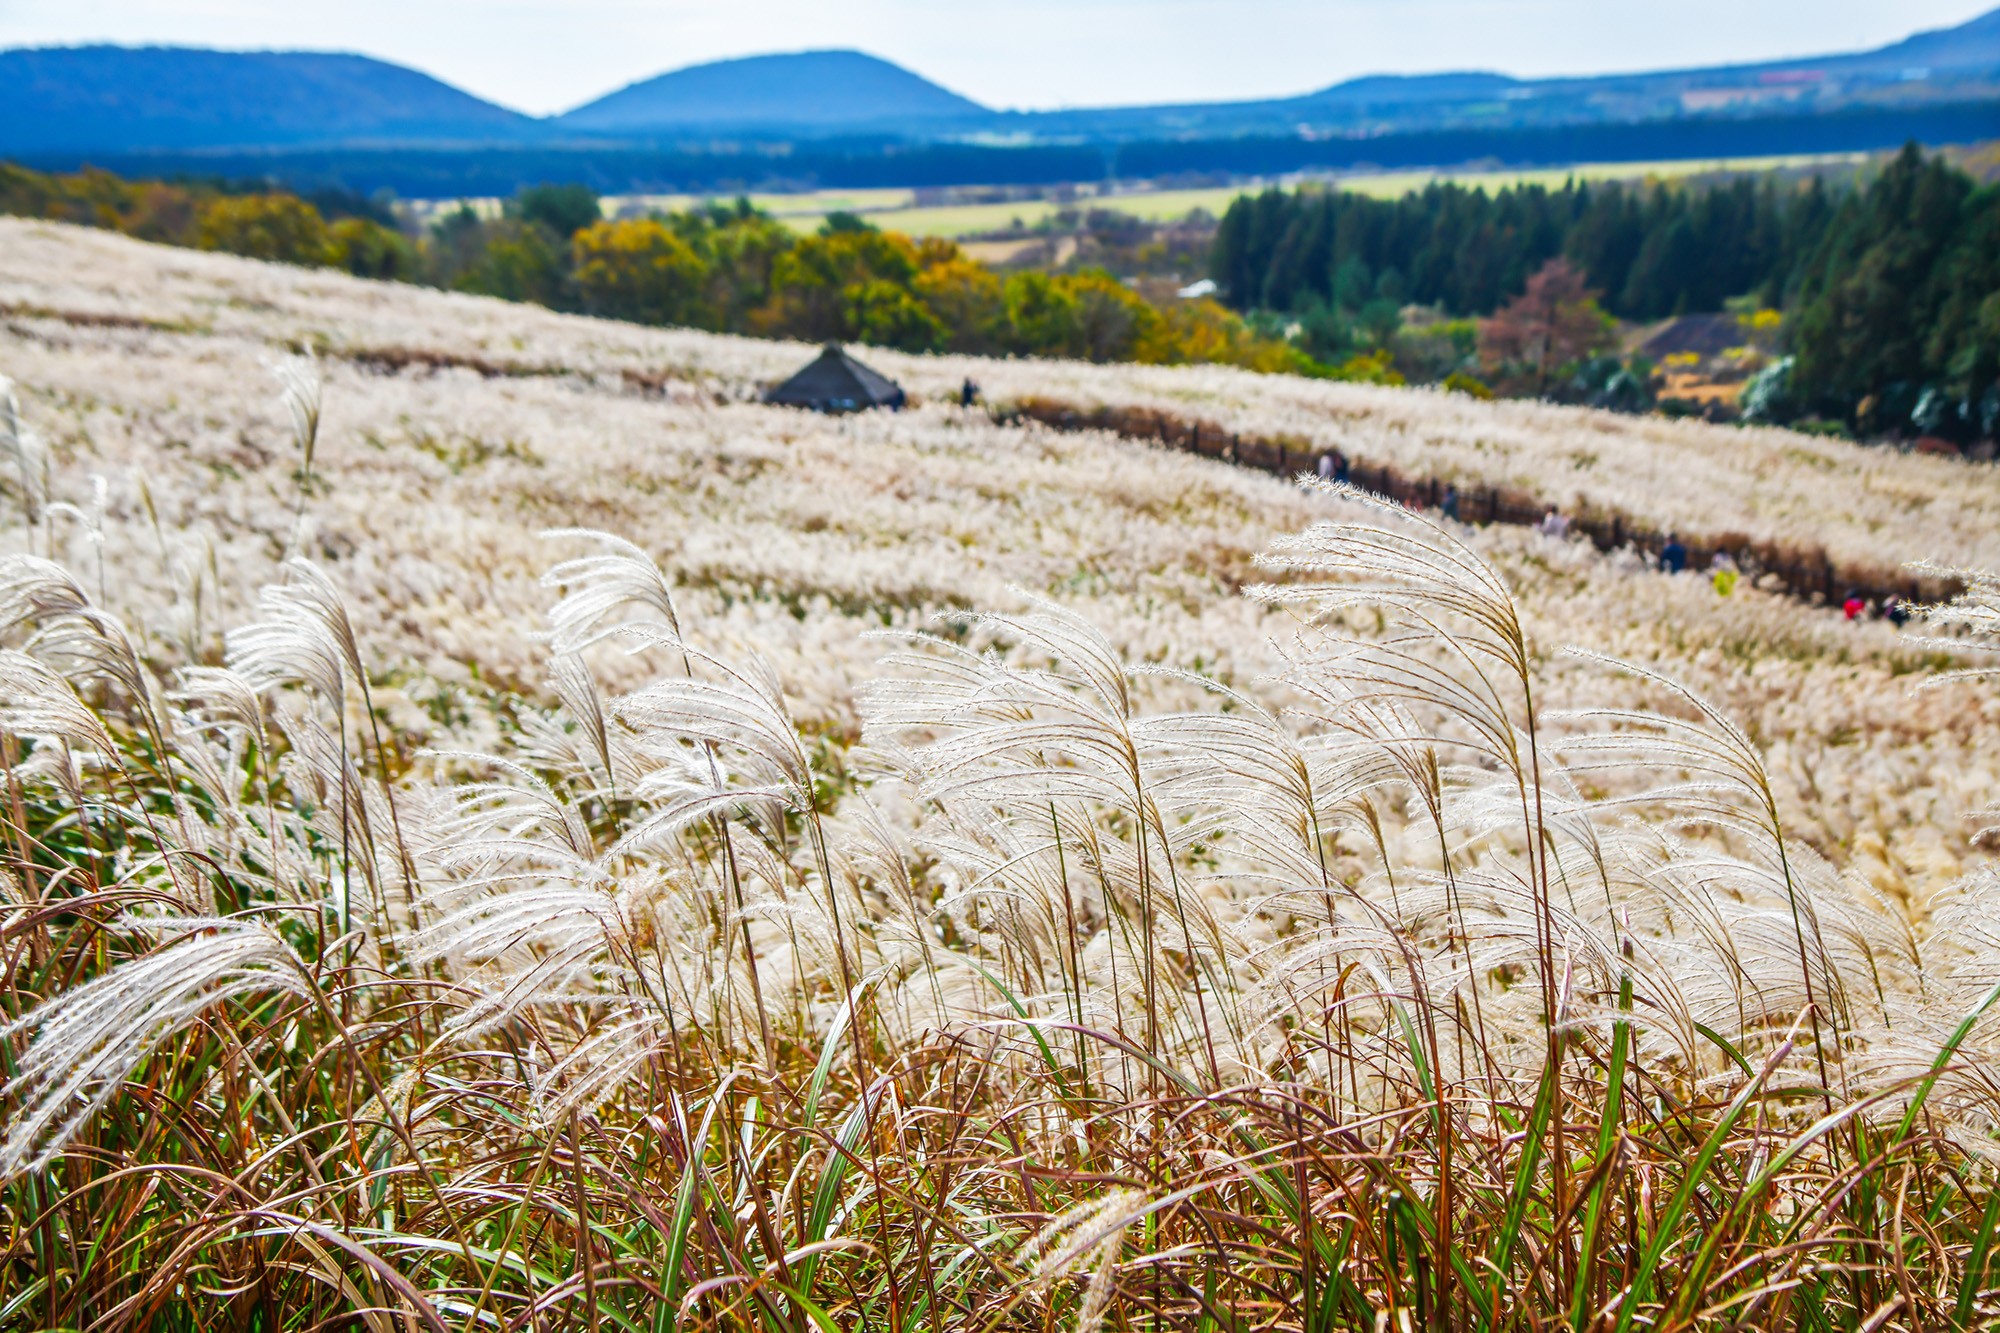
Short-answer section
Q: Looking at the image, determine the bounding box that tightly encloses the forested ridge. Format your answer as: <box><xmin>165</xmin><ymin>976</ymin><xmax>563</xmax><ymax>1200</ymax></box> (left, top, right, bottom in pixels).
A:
<box><xmin>5</xmin><ymin>145</ymin><xmax>1997</xmax><ymax>442</ymax></box>
<box><xmin>1213</xmin><ymin>145</ymin><xmax>2000</xmax><ymax>438</ymax></box>
<box><xmin>0</xmin><ymin>165</ymin><xmax>1310</xmax><ymax>374</ymax></box>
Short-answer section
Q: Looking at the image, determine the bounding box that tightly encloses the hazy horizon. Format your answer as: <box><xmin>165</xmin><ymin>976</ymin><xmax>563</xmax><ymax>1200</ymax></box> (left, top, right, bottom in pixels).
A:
<box><xmin>0</xmin><ymin>0</ymin><xmax>1986</xmax><ymax>117</ymax></box>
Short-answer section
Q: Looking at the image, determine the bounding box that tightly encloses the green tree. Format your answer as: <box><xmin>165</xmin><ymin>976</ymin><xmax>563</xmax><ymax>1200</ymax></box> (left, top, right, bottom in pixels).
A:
<box><xmin>459</xmin><ymin>219</ymin><xmax>567</xmax><ymax>306</ymax></box>
<box><xmin>677</xmin><ymin>206</ymin><xmax>795</xmax><ymax>331</ymax></box>
<box><xmin>1002</xmin><ymin>271</ymin><xmax>1082</xmax><ymax>357</ymax></box>
<box><xmin>1789</xmin><ymin>145</ymin><xmax>1982</xmax><ymax>428</ymax></box>
<box><xmin>327</xmin><ymin>217</ymin><xmax>418</xmax><ymax>281</ymax></box>
<box><xmin>843</xmin><ymin>279</ymin><xmax>947</xmax><ymax>351</ymax></box>
<box><xmin>819</xmin><ymin>210</ymin><xmax>878</xmax><ymax>235</ymax></box>
<box><xmin>759</xmin><ymin>230</ymin><xmax>924</xmax><ymax>342</ymax></box>
<box><xmin>513</xmin><ymin>183</ymin><xmax>601</xmax><ymax>240</ymax></box>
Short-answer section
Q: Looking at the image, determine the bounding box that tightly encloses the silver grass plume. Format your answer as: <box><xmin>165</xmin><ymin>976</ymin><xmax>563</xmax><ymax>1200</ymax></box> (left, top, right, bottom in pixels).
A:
<box><xmin>0</xmin><ymin>920</ymin><xmax>308</xmax><ymax>1178</ymax></box>
<box><xmin>540</xmin><ymin>528</ymin><xmax>682</xmax><ymax>656</ymax></box>
<box><xmin>0</xmin><ymin>553</ymin><xmax>154</xmax><ymax>708</ymax></box>
<box><xmin>268</xmin><ymin>353</ymin><xmax>322</xmax><ymax>479</ymax></box>
<box><xmin>0</xmin><ymin>647</ymin><xmax>117</xmax><ymax>759</ymax></box>
<box><xmin>1019</xmin><ymin>1188</ymin><xmax>1153</xmax><ymax>1333</ymax></box>
<box><xmin>227</xmin><ymin>559</ymin><xmax>365</xmax><ymax>703</ymax></box>
<box><xmin>0</xmin><ymin>375</ymin><xmax>47</xmax><ymax>529</ymax></box>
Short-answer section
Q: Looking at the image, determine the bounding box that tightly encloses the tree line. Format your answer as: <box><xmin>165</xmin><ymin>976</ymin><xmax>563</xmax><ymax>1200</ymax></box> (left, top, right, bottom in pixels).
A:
<box><xmin>0</xmin><ymin>164</ymin><xmax>1310</xmax><ymax>375</ymax></box>
<box><xmin>1212</xmin><ymin>145</ymin><xmax>2000</xmax><ymax>441</ymax></box>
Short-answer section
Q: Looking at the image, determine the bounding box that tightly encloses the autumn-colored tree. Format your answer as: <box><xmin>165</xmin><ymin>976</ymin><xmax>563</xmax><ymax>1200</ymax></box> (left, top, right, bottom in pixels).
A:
<box><xmin>759</xmin><ymin>230</ymin><xmax>925</xmax><ymax>341</ymax></box>
<box><xmin>1065</xmin><ymin>269</ymin><xmax>1166</xmax><ymax>364</ymax></box>
<box><xmin>195</xmin><ymin>194</ymin><xmax>330</xmax><ymax>266</ymax></box>
<box><xmin>1149</xmin><ymin>297</ymin><xmax>1314</xmax><ymax>373</ymax></box>
<box><xmin>571</xmin><ymin>219</ymin><xmax>710</xmax><ymax>327</ymax></box>
<box><xmin>1478</xmin><ymin>257</ymin><xmax>1614</xmax><ymax>395</ymax></box>
<box><xmin>123</xmin><ymin>182</ymin><xmax>202</xmax><ymax>244</ymax></box>
<box><xmin>913</xmin><ymin>256</ymin><xmax>1005</xmax><ymax>354</ymax></box>
<box><xmin>1001</xmin><ymin>272</ymin><xmax>1081</xmax><ymax>358</ymax></box>
<box><xmin>842</xmin><ymin>279</ymin><xmax>948</xmax><ymax>352</ymax></box>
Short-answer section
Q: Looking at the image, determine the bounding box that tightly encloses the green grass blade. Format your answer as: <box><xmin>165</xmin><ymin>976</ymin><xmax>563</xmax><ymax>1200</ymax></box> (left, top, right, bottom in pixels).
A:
<box><xmin>1569</xmin><ymin>971</ymin><xmax>1631</xmax><ymax>1331</ymax></box>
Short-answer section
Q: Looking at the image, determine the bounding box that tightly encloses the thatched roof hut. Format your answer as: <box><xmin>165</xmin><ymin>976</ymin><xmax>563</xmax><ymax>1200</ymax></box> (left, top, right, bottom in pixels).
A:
<box><xmin>763</xmin><ymin>343</ymin><xmax>906</xmax><ymax>413</ymax></box>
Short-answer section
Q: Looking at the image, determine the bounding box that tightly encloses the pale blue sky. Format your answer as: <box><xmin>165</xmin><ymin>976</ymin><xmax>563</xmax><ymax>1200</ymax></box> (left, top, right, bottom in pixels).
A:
<box><xmin>0</xmin><ymin>0</ymin><xmax>1980</xmax><ymax>116</ymax></box>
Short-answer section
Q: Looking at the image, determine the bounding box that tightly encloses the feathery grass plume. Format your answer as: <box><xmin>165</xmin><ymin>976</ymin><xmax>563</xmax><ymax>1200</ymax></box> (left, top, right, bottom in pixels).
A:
<box><xmin>266</xmin><ymin>352</ymin><xmax>323</xmax><ymax>560</ymax></box>
<box><xmin>0</xmin><ymin>374</ymin><xmax>48</xmax><ymax>536</ymax></box>
<box><xmin>269</xmin><ymin>353</ymin><xmax>322</xmax><ymax>474</ymax></box>
<box><xmin>0</xmin><ymin>647</ymin><xmax>117</xmax><ymax>760</ymax></box>
<box><xmin>1556</xmin><ymin>649</ymin><xmax>1857</xmax><ymax>1094</ymax></box>
<box><xmin>12</xmin><ymin>230</ymin><xmax>2000</xmax><ymax>1327</ymax></box>
<box><xmin>0</xmin><ymin>920</ymin><xmax>307</xmax><ymax>1177</ymax></box>
<box><xmin>859</xmin><ymin>594</ymin><xmax>1242</xmax><ymax>1090</ymax></box>
<box><xmin>0</xmin><ymin>552</ymin><xmax>154</xmax><ymax>709</ymax></box>
<box><xmin>1018</xmin><ymin>1188</ymin><xmax>1152</xmax><ymax>1333</ymax></box>
<box><xmin>227</xmin><ymin>558</ymin><xmax>363</xmax><ymax>701</ymax></box>
<box><xmin>540</xmin><ymin>528</ymin><xmax>682</xmax><ymax>656</ymax></box>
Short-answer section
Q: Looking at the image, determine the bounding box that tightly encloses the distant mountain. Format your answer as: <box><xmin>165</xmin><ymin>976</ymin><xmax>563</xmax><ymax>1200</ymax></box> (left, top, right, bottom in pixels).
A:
<box><xmin>1794</xmin><ymin>5</ymin><xmax>2000</xmax><ymax>75</ymax></box>
<box><xmin>0</xmin><ymin>45</ymin><xmax>536</xmax><ymax>155</ymax></box>
<box><xmin>4</xmin><ymin>9</ymin><xmax>1999</xmax><ymax>182</ymax></box>
<box><xmin>557</xmin><ymin>50</ymin><xmax>989</xmax><ymax>136</ymax></box>
<box><xmin>1010</xmin><ymin>7</ymin><xmax>2000</xmax><ymax>142</ymax></box>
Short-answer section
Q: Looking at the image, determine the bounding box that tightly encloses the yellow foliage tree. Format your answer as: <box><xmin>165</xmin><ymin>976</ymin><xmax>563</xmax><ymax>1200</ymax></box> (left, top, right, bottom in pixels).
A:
<box><xmin>572</xmin><ymin>219</ymin><xmax>710</xmax><ymax>327</ymax></box>
<box><xmin>195</xmin><ymin>194</ymin><xmax>330</xmax><ymax>265</ymax></box>
<box><xmin>913</xmin><ymin>257</ymin><xmax>1006</xmax><ymax>354</ymax></box>
<box><xmin>327</xmin><ymin>218</ymin><xmax>417</xmax><ymax>282</ymax></box>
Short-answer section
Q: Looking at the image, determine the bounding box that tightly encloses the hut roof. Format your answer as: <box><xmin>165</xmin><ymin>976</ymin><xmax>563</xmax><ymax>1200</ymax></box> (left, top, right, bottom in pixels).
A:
<box><xmin>764</xmin><ymin>343</ymin><xmax>906</xmax><ymax>413</ymax></box>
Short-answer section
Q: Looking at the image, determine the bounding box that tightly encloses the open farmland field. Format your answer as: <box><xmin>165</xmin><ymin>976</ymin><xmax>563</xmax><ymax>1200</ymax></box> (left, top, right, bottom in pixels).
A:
<box><xmin>1328</xmin><ymin>151</ymin><xmax>1868</xmax><ymax>200</ymax></box>
<box><xmin>579</xmin><ymin>152</ymin><xmax>1867</xmax><ymax>240</ymax></box>
<box><xmin>4</xmin><ymin>217</ymin><xmax>2000</xmax><ymax>1328</ymax></box>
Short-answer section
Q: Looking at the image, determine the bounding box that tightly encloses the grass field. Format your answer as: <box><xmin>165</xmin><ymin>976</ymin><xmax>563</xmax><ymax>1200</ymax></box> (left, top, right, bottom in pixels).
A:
<box><xmin>1</xmin><ymin>217</ymin><xmax>1997</xmax><ymax>1329</ymax></box>
<box><xmin>581</xmin><ymin>152</ymin><xmax>1868</xmax><ymax>238</ymax></box>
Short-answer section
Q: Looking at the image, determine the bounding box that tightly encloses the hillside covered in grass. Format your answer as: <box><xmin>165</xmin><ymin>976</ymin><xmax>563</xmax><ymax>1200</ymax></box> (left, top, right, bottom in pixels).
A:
<box><xmin>3</xmin><ymin>218</ymin><xmax>2000</xmax><ymax>1328</ymax></box>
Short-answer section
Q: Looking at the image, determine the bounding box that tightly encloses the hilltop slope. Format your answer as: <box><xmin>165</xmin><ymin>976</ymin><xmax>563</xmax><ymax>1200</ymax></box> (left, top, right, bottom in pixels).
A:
<box><xmin>6</xmin><ymin>8</ymin><xmax>1999</xmax><ymax>163</ymax></box>
<box><xmin>0</xmin><ymin>217</ymin><xmax>1991</xmax><ymax>892</ymax></box>
<box><xmin>557</xmin><ymin>49</ymin><xmax>989</xmax><ymax>136</ymax></box>
<box><xmin>0</xmin><ymin>45</ymin><xmax>536</xmax><ymax>154</ymax></box>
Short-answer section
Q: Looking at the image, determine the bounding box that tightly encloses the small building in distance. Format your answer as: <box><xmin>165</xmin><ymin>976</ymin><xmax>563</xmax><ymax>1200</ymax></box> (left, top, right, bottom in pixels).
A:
<box><xmin>764</xmin><ymin>343</ymin><xmax>906</xmax><ymax>413</ymax></box>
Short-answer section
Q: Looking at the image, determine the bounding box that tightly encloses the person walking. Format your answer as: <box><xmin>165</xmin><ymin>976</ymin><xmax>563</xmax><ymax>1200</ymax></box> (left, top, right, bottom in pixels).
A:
<box><xmin>1660</xmin><ymin>532</ymin><xmax>1688</xmax><ymax>574</ymax></box>
<box><xmin>1709</xmin><ymin>550</ymin><xmax>1739</xmax><ymax>596</ymax></box>
<box><xmin>960</xmin><ymin>377</ymin><xmax>980</xmax><ymax>408</ymax></box>
<box><xmin>1441</xmin><ymin>483</ymin><xmax>1460</xmax><ymax>521</ymax></box>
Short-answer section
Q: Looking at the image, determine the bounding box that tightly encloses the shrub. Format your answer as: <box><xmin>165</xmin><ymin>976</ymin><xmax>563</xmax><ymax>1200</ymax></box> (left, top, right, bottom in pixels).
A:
<box><xmin>1443</xmin><ymin>369</ymin><xmax>1495</xmax><ymax>399</ymax></box>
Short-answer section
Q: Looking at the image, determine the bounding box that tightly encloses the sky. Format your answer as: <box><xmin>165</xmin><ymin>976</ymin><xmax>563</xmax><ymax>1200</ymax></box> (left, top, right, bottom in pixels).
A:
<box><xmin>0</xmin><ymin>0</ymin><xmax>1986</xmax><ymax>116</ymax></box>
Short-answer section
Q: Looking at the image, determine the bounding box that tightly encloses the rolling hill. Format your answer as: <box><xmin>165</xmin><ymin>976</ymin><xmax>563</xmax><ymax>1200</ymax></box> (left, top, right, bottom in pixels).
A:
<box><xmin>2</xmin><ymin>9</ymin><xmax>1998</xmax><ymax>188</ymax></box>
<box><xmin>556</xmin><ymin>49</ymin><xmax>989</xmax><ymax>136</ymax></box>
<box><xmin>0</xmin><ymin>45</ymin><xmax>536</xmax><ymax>154</ymax></box>
<box><xmin>1012</xmin><ymin>6</ymin><xmax>2000</xmax><ymax>141</ymax></box>
<box><xmin>4</xmin><ymin>212</ymin><xmax>2000</xmax><ymax>1328</ymax></box>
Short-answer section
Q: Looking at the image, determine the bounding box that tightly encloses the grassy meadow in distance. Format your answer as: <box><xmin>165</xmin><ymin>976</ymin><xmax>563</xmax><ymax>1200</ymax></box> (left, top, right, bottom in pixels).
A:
<box><xmin>2</xmin><ymin>216</ymin><xmax>2000</xmax><ymax>1328</ymax></box>
<box><xmin>531</xmin><ymin>151</ymin><xmax>1873</xmax><ymax>240</ymax></box>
